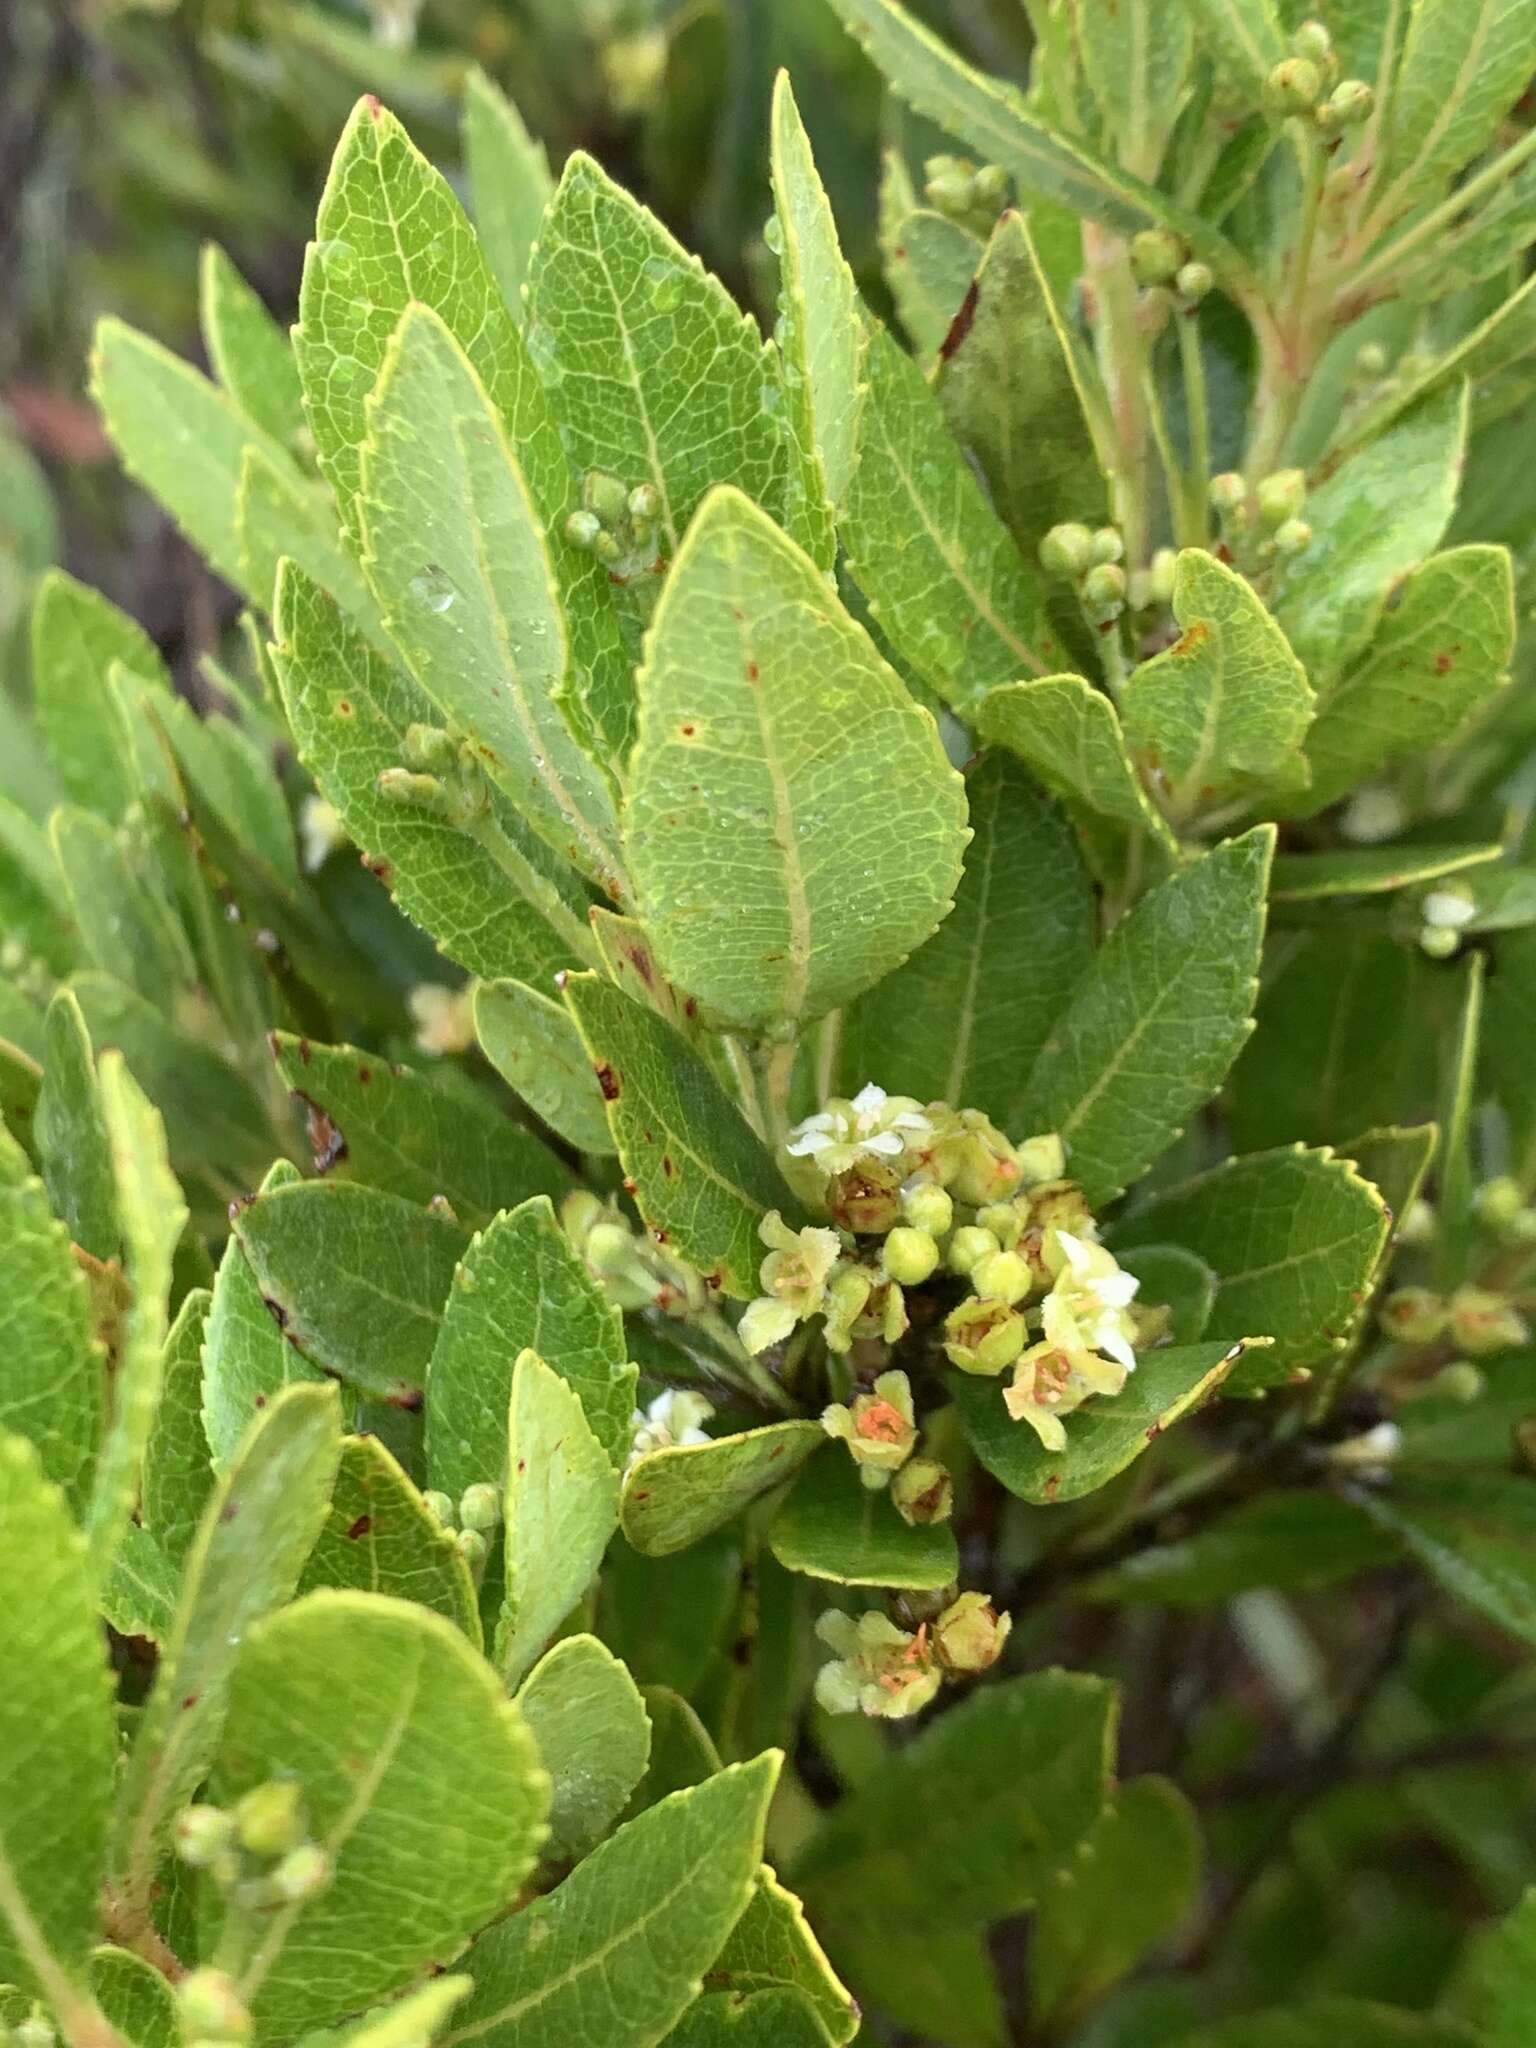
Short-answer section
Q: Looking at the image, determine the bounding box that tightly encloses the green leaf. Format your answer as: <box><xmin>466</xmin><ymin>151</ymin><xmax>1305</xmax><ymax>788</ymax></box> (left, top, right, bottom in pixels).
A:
<box><xmin>34</xmin><ymin>989</ymin><xmax>116</xmax><ymax>1263</ymax></box>
<box><xmin>1293</xmin><ymin>546</ymin><xmax>1514</xmax><ymax>814</ymax></box>
<box><xmin>1030</xmin><ymin>1778</ymin><xmax>1201</xmax><ymax>2026</ymax></box>
<box><xmin>978</xmin><ymin>677</ymin><xmax>1177</xmax><ymax>880</ymax></box>
<box><xmin>1112</xmin><ymin>1146</ymin><xmax>1390</xmax><ymax>1390</ymax></box>
<box><xmin>296</xmin><ymin>1433</ymin><xmax>479</xmax><ymax>1640</ymax></box>
<box><xmin>621</xmin><ymin>1421</ymin><xmax>825</xmax><ymax>1558</ymax></box>
<box><xmin>474</xmin><ymin>978</ymin><xmax>617</xmax><ymax>1156</ymax></box>
<box><xmin>839</xmin><ymin>754</ymin><xmax>1095</xmax><ymax>1130</ymax></box>
<box><xmin>600</xmin><ymin>1535</ymin><xmax>744</xmax><ymax>1702</ymax></box>
<box><xmin>626</xmin><ymin>485</ymin><xmax>968</xmax><ymax>1033</ymax></box>
<box><xmin>823</xmin><ymin>0</ymin><xmax>1251</xmax><ymax>281</ymax></box>
<box><xmin>305</xmin><ymin>1977</ymin><xmax>475</xmax><ymax>2048</ymax></box>
<box><xmin>879</xmin><ymin>198</ymin><xmax>981</xmax><ymax>362</ymax></box>
<box><xmin>1485</xmin><ymin>927</ymin><xmax>1536</xmax><ymax>1186</ymax></box>
<box><xmin>236</xmin><ymin>442</ymin><xmax>387</xmax><ymax>640</ymax></box>
<box><xmin>0</xmin><ymin>1115</ymin><xmax>100</xmax><ymax>1504</ymax></box>
<box><xmin>629</xmin><ymin>1687</ymin><xmax>722</xmax><ymax>1813</ymax></box>
<box><xmin>1189</xmin><ymin>0</ymin><xmax>1287</xmax><ymax>98</ymax></box>
<box><xmin>1024</xmin><ymin>829</ymin><xmax>1272</xmax><ymax>1204</ymax></box>
<box><xmin>112</xmin><ymin>1382</ymin><xmax>343</xmax><ymax>1926</ymax></box>
<box><xmin>428</xmin><ymin>1196</ymin><xmax>637</xmax><ymax>1492</ymax></box>
<box><xmin>515</xmin><ymin>1634</ymin><xmax>652</xmax><ymax>1863</ymax></box>
<box><xmin>1445</xmin><ymin>1888</ymin><xmax>1536</xmax><ymax>2048</ymax></box>
<box><xmin>233</xmin><ymin>1180</ymin><xmax>468</xmax><ymax>1401</ymax></box>
<box><xmin>358</xmin><ymin>304</ymin><xmax>622</xmax><ymax>896</ymax></box>
<box><xmin>1354</xmin><ymin>1473</ymin><xmax>1536</xmax><ymax>1647</ymax></box>
<box><xmin>695</xmin><ymin>1865</ymin><xmax>860</xmax><ymax>2046</ymax></box>
<box><xmin>50</xmin><ymin>807</ymin><xmax>196</xmax><ymax>1006</ymax></box>
<box><xmin>1082</xmin><ymin>1490</ymin><xmax>1395</xmax><ymax>1605</ymax></box>
<box><xmin>527</xmin><ymin>153</ymin><xmax>784</xmax><ymax>563</ymax></box>
<box><xmin>269</xmin><ymin>1033</ymin><xmax>567</xmax><ymax>1227</ymax></box>
<box><xmin>200</xmin><ymin>243</ymin><xmax>305</xmax><ymax>449</ymax></box>
<box><xmin>1078</xmin><ymin>0</ymin><xmax>1191</xmax><ymax>176</ymax></box>
<box><xmin>796</xmin><ymin>1673</ymin><xmax>1112</xmax><ymax>2031</ymax></box>
<box><xmin>768</xmin><ymin>1445</ymin><xmax>958</xmax><ymax>1588</ymax></box>
<box><xmin>0</xmin><ymin>792</ymin><xmax>75</xmax><ymax>979</ymax></box>
<box><xmin>1268</xmin><ymin>843</ymin><xmax>1504</xmax><ymax>899</ymax></box>
<box><xmin>769</xmin><ymin>73</ymin><xmax>865</xmax><ymax>571</ymax></box>
<box><xmin>202</xmin><ymin>1160</ymin><xmax>330</xmax><ymax>1470</ymax></box>
<box><xmin>1275</xmin><ymin>384</ymin><xmax>1469</xmax><ymax>685</ymax></box>
<box><xmin>1373</xmin><ymin>0</ymin><xmax>1536</xmax><ymax>225</ymax></box>
<box><xmin>443</xmin><ymin>1755</ymin><xmax>779</xmax><ymax>2048</ymax></box>
<box><xmin>462</xmin><ymin>68</ymin><xmax>553</xmax><ymax>315</ymax></box>
<box><xmin>210</xmin><ymin>1589</ymin><xmax>548</xmax><ymax>2038</ymax></box>
<box><xmin>501</xmin><ymin>1349</ymin><xmax>621</xmax><ymax>1687</ymax></box>
<box><xmin>30</xmin><ymin>569</ymin><xmax>165</xmax><ymax>818</ymax></box>
<box><xmin>663</xmin><ymin>1989</ymin><xmax>830</xmax><ymax>2047</ymax></box>
<box><xmin>1341</xmin><ymin>1123</ymin><xmax>1437</xmax><ymax>1234</ymax></box>
<box><xmin>90</xmin><ymin>317</ymin><xmax>303</xmax><ymax>598</ymax></box>
<box><xmin>1115</xmin><ymin>1243</ymin><xmax>1217</xmax><ymax>1344</ymax></box>
<box><xmin>91</xmin><ymin>1944</ymin><xmax>178</xmax><ymax>2048</ymax></box>
<box><xmin>843</xmin><ymin>322</ymin><xmax>1062</xmax><ymax>715</ymax></box>
<box><xmin>84</xmin><ymin>1055</ymin><xmax>187</xmax><ymax>1580</ymax></box>
<box><xmin>1121</xmin><ymin>549</ymin><xmax>1314</xmax><ymax>818</ymax></box>
<box><xmin>561</xmin><ymin>972</ymin><xmax>798</xmax><ymax>1298</ymax></box>
<box><xmin>1227</xmin><ymin>932</ymin><xmax>1436</xmax><ymax>1152</ymax></box>
<box><xmin>295</xmin><ymin>100</ymin><xmax>634</xmax><ymax>775</ymax></box>
<box><xmin>101</xmin><ymin>1521</ymin><xmax>179</xmax><ymax>1644</ymax></box>
<box><xmin>0</xmin><ymin>1433</ymin><xmax>116</xmax><ymax>2016</ymax></box>
<box><xmin>141</xmin><ymin>1287</ymin><xmax>215</xmax><ymax>1568</ymax></box>
<box><xmin>273</xmin><ymin>566</ymin><xmax>589</xmax><ymax>988</ymax></box>
<box><xmin>934</xmin><ymin>211</ymin><xmax>1105</xmax><ymax>568</ymax></box>
<box><xmin>953</xmin><ymin>1340</ymin><xmax>1242</xmax><ymax>1504</ymax></box>
<box><xmin>1434</xmin><ymin>954</ymin><xmax>1484</xmax><ymax>1289</ymax></box>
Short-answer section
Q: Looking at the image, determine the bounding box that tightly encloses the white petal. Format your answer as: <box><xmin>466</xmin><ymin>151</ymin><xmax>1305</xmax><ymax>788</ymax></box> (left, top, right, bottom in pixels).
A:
<box><xmin>786</xmin><ymin>1128</ymin><xmax>835</xmax><ymax>1158</ymax></box>
<box><xmin>861</xmin><ymin>1131</ymin><xmax>905</xmax><ymax>1156</ymax></box>
<box><xmin>891</xmin><ymin>1111</ymin><xmax>932</xmax><ymax>1132</ymax></box>
<box><xmin>1097</xmin><ymin>1323</ymin><xmax>1137</xmax><ymax>1371</ymax></box>
<box><xmin>1054</xmin><ymin>1229</ymin><xmax>1091</xmax><ymax>1272</ymax></box>
<box><xmin>1097</xmin><ymin>1271</ymin><xmax>1140</xmax><ymax>1308</ymax></box>
<box><xmin>851</xmin><ymin>1082</ymin><xmax>888</xmax><ymax>1115</ymax></box>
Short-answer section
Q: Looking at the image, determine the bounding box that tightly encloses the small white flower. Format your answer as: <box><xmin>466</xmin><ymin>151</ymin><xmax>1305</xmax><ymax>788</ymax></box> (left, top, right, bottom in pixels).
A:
<box><xmin>627</xmin><ymin>1389</ymin><xmax>714</xmax><ymax>1467</ymax></box>
<box><xmin>1422</xmin><ymin>888</ymin><xmax>1477</xmax><ymax>931</ymax></box>
<box><xmin>1044</xmin><ymin>1230</ymin><xmax>1141</xmax><ymax>1372</ymax></box>
<box><xmin>783</xmin><ymin>1085</ymin><xmax>934</xmax><ymax>1175</ymax></box>
<box><xmin>298</xmin><ymin>794</ymin><xmax>345</xmax><ymax>872</ymax></box>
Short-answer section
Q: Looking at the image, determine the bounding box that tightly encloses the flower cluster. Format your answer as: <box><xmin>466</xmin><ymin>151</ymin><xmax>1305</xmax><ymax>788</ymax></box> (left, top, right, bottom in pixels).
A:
<box><xmin>737</xmin><ymin>1084</ymin><xmax>1152</xmax><ymax>1455</ymax></box>
<box><xmin>814</xmin><ymin>1592</ymin><xmax>1013</xmax><ymax>1720</ymax></box>
<box><xmin>1380</xmin><ymin>1285</ymin><xmax>1529</xmax><ymax>1356</ymax></box>
<box><xmin>175</xmin><ymin>1779</ymin><xmax>333</xmax><ymax>1939</ymax></box>
<box><xmin>562</xmin><ymin>1189</ymin><xmax>712</xmax><ymax>1321</ymax></box>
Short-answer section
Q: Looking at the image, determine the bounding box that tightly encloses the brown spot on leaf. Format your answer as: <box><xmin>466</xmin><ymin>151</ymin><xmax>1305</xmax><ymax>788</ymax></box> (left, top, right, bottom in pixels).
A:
<box><xmin>357</xmin><ymin>1065</ymin><xmax>373</xmax><ymax>1085</ymax></box>
<box><xmin>1434</xmin><ymin>651</ymin><xmax>1455</xmax><ymax>673</ymax></box>
<box><xmin>262</xmin><ymin>1296</ymin><xmax>289</xmax><ymax>1330</ymax></box>
<box><xmin>746</xmin><ymin>661</ymin><xmax>760</xmax><ymax>683</ymax></box>
<box><xmin>294</xmin><ymin>1092</ymin><xmax>349</xmax><ymax>1173</ymax></box>
<box><xmin>596</xmin><ymin>1062</ymin><xmax>621</xmax><ymax>1100</ymax></box>
<box><xmin>335</xmin><ymin>698</ymin><xmax>355</xmax><ymax>717</ymax></box>
<box><xmin>662</xmin><ymin>1154</ymin><xmax>677</xmax><ymax>1178</ymax></box>
<box><xmin>386</xmin><ymin>1386</ymin><xmax>425</xmax><ymax>1412</ymax></box>
<box><xmin>363</xmin><ymin>93</ymin><xmax>383</xmax><ymax>119</ymax></box>
<box><xmin>1043</xmin><ymin>1473</ymin><xmax>1062</xmax><ymax>1501</ymax></box>
<box><xmin>346</xmin><ymin>1514</ymin><xmax>373</xmax><ymax>1540</ymax></box>
<box><xmin>938</xmin><ymin>278</ymin><xmax>980</xmax><ymax>362</ymax></box>
<box><xmin>362</xmin><ymin>854</ymin><xmax>394</xmax><ymax>886</ymax></box>
<box><xmin>1172</xmin><ymin>622</ymin><xmax>1209</xmax><ymax>657</ymax></box>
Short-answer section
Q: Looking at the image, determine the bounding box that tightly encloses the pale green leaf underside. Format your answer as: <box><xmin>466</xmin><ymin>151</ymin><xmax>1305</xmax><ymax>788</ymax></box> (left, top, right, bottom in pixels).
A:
<box><xmin>514</xmin><ymin>1633</ymin><xmax>651</xmax><ymax>1864</ymax></box>
<box><xmin>620</xmin><ymin>1421</ymin><xmax>825</xmax><ymax>1557</ymax></box>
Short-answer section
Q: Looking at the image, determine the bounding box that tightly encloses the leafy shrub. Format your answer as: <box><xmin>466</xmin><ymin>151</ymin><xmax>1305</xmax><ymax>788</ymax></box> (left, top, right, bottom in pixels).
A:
<box><xmin>5</xmin><ymin>4</ymin><xmax>1536</xmax><ymax>2045</ymax></box>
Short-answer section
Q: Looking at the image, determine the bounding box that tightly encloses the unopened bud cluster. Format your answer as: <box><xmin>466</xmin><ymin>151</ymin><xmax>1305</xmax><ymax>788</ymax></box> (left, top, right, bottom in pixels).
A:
<box><xmin>820</xmin><ymin>1368</ymin><xmax>952</xmax><ymax>1524</ymax></box>
<box><xmin>1379</xmin><ymin>1285</ymin><xmax>1529</xmax><ymax>1355</ymax></box>
<box><xmin>1262</xmin><ymin>21</ymin><xmax>1373</xmax><ymax>135</ymax></box>
<box><xmin>377</xmin><ymin>721</ymin><xmax>491</xmax><ymax>831</ymax></box>
<box><xmin>1039</xmin><ymin>523</ymin><xmax>1129</xmax><ymax>627</ymax></box>
<box><xmin>565</xmin><ymin>468</ymin><xmax>664</xmax><ymax>582</ymax></box>
<box><xmin>1127</xmin><ymin>229</ymin><xmax>1212</xmax><ymax>313</ymax></box>
<box><xmin>421</xmin><ymin>1478</ymin><xmax>502</xmax><ymax>1569</ymax></box>
<box><xmin>814</xmin><ymin>1590</ymin><xmax>1012</xmax><ymax>1719</ymax></box>
<box><xmin>563</xmin><ymin>1189</ymin><xmax>711</xmax><ymax>1321</ymax></box>
<box><xmin>923</xmin><ymin>154</ymin><xmax>1010</xmax><ymax>237</ymax></box>
<box><xmin>1416</xmin><ymin>883</ymin><xmax>1477</xmax><ymax>959</ymax></box>
<box><xmin>1210</xmin><ymin>467</ymin><xmax>1312</xmax><ymax>563</ymax></box>
<box><xmin>174</xmin><ymin>1780</ymin><xmax>333</xmax><ymax>1933</ymax></box>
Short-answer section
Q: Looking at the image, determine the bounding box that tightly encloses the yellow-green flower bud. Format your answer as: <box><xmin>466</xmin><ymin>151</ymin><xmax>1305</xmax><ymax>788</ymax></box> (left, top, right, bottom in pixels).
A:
<box><xmin>1264</xmin><ymin>55</ymin><xmax>1322</xmax><ymax>118</ymax></box>
<box><xmin>1419</xmin><ymin>923</ymin><xmax>1461</xmax><ymax>960</ymax></box>
<box><xmin>628</xmin><ymin>482</ymin><xmax>661</xmax><ymax>525</ymax></box>
<box><xmin>1399</xmin><ymin>1198</ymin><xmax>1436</xmax><ymax>1245</ymax></box>
<box><xmin>1317</xmin><ymin>78</ymin><xmax>1374</xmax><ymax>132</ymax></box>
<box><xmin>1016</xmin><ymin>1132</ymin><xmax>1068</xmax><ymax>1186</ymax></box>
<box><xmin>891</xmin><ymin>1456</ymin><xmax>954</xmax><ymax>1525</ymax></box>
<box><xmin>901</xmin><ymin>1180</ymin><xmax>953</xmax><ymax>1236</ymax></box>
<box><xmin>459</xmin><ymin>1482</ymin><xmax>501</xmax><ymax>1533</ymax></box>
<box><xmin>15</xmin><ymin>2021</ymin><xmax>54</xmax><ymax>2048</ymax></box>
<box><xmin>178</xmin><ymin>1972</ymin><xmax>252</xmax><ymax>2046</ymax></box>
<box><xmin>1291</xmin><ymin>19</ymin><xmax>1333</xmax><ymax>64</ymax></box>
<box><xmin>1379</xmin><ymin>1287</ymin><xmax>1447</xmax><ymax>1344</ymax></box>
<box><xmin>583</xmin><ymin>469</ymin><xmax>630</xmax><ymax>524</ymax></box>
<box><xmin>270</xmin><ymin>1843</ymin><xmax>333</xmax><ymax>1903</ymax></box>
<box><xmin>402</xmin><ymin>722</ymin><xmax>457</xmax><ymax>773</ymax></box>
<box><xmin>1081</xmin><ymin>562</ymin><xmax>1127</xmax><ymax>624</ymax></box>
<box><xmin>947</xmin><ymin>1224</ymin><xmax>1000</xmax><ymax>1277</ymax></box>
<box><xmin>1039</xmin><ymin>521</ymin><xmax>1096</xmax><ymax>579</ymax></box>
<box><xmin>1355</xmin><ymin>342</ymin><xmax>1389</xmax><ymax>379</ymax></box>
<box><xmin>1423</xmin><ymin>1360</ymin><xmax>1484</xmax><ymax>1403</ymax></box>
<box><xmin>175</xmin><ymin>1803</ymin><xmax>234</xmax><ymax>1868</ymax></box>
<box><xmin>585</xmin><ymin>1221</ymin><xmax>639</xmax><ymax>1273</ymax></box>
<box><xmin>1089</xmin><ymin>526</ymin><xmax>1125</xmax><ymax>566</ymax></box>
<box><xmin>973</xmin><ymin>163</ymin><xmax>1010</xmax><ymax>207</ymax></box>
<box><xmin>1476</xmin><ymin>1176</ymin><xmax>1526</xmax><ymax>1230</ymax></box>
<box><xmin>1257</xmin><ymin>468</ymin><xmax>1306</xmax><ymax>528</ymax></box>
<box><xmin>1175</xmin><ymin>261</ymin><xmax>1213</xmax><ymax>308</ymax></box>
<box><xmin>1210</xmin><ymin>470</ymin><xmax>1247</xmax><ymax>514</ymax></box>
<box><xmin>971</xmin><ymin>1248</ymin><xmax>1032</xmax><ymax>1306</ymax></box>
<box><xmin>1130</xmin><ymin>227</ymin><xmax>1184</xmax><ymax>286</ymax></box>
<box><xmin>1273</xmin><ymin>517</ymin><xmax>1313</xmax><ymax>556</ymax></box>
<box><xmin>457</xmin><ymin>1527</ymin><xmax>489</xmax><ymax>1569</ymax></box>
<box><xmin>943</xmin><ymin>1296</ymin><xmax>1027</xmax><ymax>1376</ymax></box>
<box><xmin>234</xmin><ymin>1779</ymin><xmax>305</xmax><ymax>1859</ymax></box>
<box><xmin>933</xmin><ymin>1591</ymin><xmax>1013</xmax><ymax>1674</ymax></box>
<box><xmin>565</xmin><ymin>508</ymin><xmax>603</xmax><ymax>551</ymax></box>
<box><xmin>926</xmin><ymin>168</ymin><xmax>976</xmax><ymax>214</ymax></box>
<box><xmin>422</xmin><ymin>1489</ymin><xmax>455</xmax><ymax>1528</ymax></box>
<box><xmin>1448</xmin><ymin>1287</ymin><xmax>1530</xmax><ymax>1356</ymax></box>
<box><xmin>977</xmin><ymin>1202</ymin><xmax>1024</xmax><ymax>1249</ymax></box>
<box><xmin>883</xmin><ymin>1225</ymin><xmax>939</xmax><ymax>1286</ymax></box>
<box><xmin>376</xmin><ymin>767</ymin><xmax>450</xmax><ymax>814</ymax></box>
